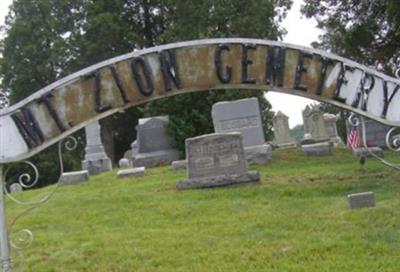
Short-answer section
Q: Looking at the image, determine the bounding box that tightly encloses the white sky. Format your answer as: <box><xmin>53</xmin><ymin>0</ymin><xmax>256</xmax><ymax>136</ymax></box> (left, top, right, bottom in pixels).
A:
<box><xmin>265</xmin><ymin>0</ymin><xmax>324</xmax><ymax>127</ymax></box>
<box><xmin>0</xmin><ymin>0</ymin><xmax>322</xmax><ymax>127</ymax></box>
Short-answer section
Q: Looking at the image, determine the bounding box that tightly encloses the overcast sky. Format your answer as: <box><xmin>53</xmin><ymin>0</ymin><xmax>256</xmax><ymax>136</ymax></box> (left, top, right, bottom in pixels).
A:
<box><xmin>0</xmin><ymin>0</ymin><xmax>322</xmax><ymax>127</ymax></box>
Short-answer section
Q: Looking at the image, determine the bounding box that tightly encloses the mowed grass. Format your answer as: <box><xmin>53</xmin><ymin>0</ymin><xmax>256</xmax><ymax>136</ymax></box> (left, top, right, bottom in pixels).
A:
<box><xmin>6</xmin><ymin>148</ymin><xmax>400</xmax><ymax>271</ymax></box>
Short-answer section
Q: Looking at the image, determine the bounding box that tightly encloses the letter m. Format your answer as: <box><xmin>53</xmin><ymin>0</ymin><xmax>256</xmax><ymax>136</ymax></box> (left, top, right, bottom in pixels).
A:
<box><xmin>11</xmin><ymin>108</ymin><xmax>44</xmax><ymax>149</ymax></box>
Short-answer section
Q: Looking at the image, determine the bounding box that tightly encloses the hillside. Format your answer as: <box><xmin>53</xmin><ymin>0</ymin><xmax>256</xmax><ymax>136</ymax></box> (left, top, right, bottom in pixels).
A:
<box><xmin>6</xmin><ymin>148</ymin><xmax>400</xmax><ymax>271</ymax></box>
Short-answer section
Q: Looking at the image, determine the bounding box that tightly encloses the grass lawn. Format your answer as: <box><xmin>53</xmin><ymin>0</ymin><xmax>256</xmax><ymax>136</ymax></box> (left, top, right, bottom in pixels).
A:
<box><xmin>5</xmin><ymin>148</ymin><xmax>400</xmax><ymax>271</ymax></box>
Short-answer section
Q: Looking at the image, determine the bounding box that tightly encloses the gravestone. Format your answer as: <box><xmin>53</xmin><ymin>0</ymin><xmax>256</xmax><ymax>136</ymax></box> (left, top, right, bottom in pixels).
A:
<box><xmin>118</xmin><ymin>158</ymin><xmax>130</xmax><ymax>169</ymax></box>
<box><xmin>117</xmin><ymin>167</ymin><xmax>146</xmax><ymax>178</ymax></box>
<box><xmin>302</xmin><ymin>106</ymin><xmax>329</xmax><ymax>141</ymax></box>
<box><xmin>348</xmin><ymin>192</ymin><xmax>375</xmax><ymax>209</ymax></box>
<box><xmin>177</xmin><ymin>133</ymin><xmax>260</xmax><ymax>189</ymax></box>
<box><xmin>60</xmin><ymin>170</ymin><xmax>89</xmax><ymax>185</ymax></box>
<box><xmin>132</xmin><ymin>116</ymin><xmax>179</xmax><ymax>168</ymax></box>
<box><xmin>81</xmin><ymin>121</ymin><xmax>112</xmax><ymax>175</ymax></box>
<box><xmin>272</xmin><ymin>111</ymin><xmax>296</xmax><ymax>147</ymax></box>
<box><xmin>301</xmin><ymin>142</ymin><xmax>332</xmax><ymax>156</ymax></box>
<box><xmin>323</xmin><ymin>113</ymin><xmax>344</xmax><ymax>146</ymax></box>
<box><xmin>171</xmin><ymin>160</ymin><xmax>187</xmax><ymax>170</ymax></box>
<box><xmin>9</xmin><ymin>183</ymin><xmax>23</xmax><ymax>193</ymax></box>
<box><xmin>211</xmin><ymin>97</ymin><xmax>272</xmax><ymax>164</ymax></box>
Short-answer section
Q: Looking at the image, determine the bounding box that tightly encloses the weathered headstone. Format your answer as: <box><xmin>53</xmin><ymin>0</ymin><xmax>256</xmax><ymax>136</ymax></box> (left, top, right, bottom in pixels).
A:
<box><xmin>9</xmin><ymin>183</ymin><xmax>23</xmax><ymax>193</ymax></box>
<box><xmin>171</xmin><ymin>160</ymin><xmax>187</xmax><ymax>170</ymax></box>
<box><xmin>301</xmin><ymin>142</ymin><xmax>332</xmax><ymax>156</ymax></box>
<box><xmin>60</xmin><ymin>170</ymin><xmax>89</xmax><ymax>185</ymax></box>
<box><xmin>81</xmin><ymin>121</ymin><xmax>112</xmax><ymax>175</ymax></box>
<box><xmin>211</xmin><ymin>98</ymin><xmax>272</xmax><ymax>164</ymax></box>
<box><xmin>118</xmin><ymin>158</ymin><xmax>130</xmax><ymax>169</ymax></box>
<box><xmin>177</xmin><ymin>133</ymin><xmax>260</xmax><ymax>189</ymax></box>
<box><xmin>117</xmin><ymin>167</ymin><xmax>146</xmax><ymax>179</ymax></box>
<box><xmin>347</xmin><ymin>192</ymin><xmax>375</xmax><ymax>209</ymax></box>
<box><xmin>132</xmin><ymin>116</ymin><xmax>180</xmax><ymax>167</ymax></box>
<box><xmin>273</xmin><ymin>111</ymin><xmax>296</xmax><ymax>147</ymax></box>
<box><xmin>302</xmin><ymin>106</ymin><xmax>329</xmax><ymax>141</ymax></box>
<box><xmin>323</xmin><ymin>113</ymin><xmax>344</xmax><ymax>146</ymax></box>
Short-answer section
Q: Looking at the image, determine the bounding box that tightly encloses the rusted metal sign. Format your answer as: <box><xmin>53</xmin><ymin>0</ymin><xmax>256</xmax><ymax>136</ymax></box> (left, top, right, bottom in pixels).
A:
<box><xmin>0</xmin><ymin>38</ymin><xmax>399</xmax><ymax>163</ymax></box>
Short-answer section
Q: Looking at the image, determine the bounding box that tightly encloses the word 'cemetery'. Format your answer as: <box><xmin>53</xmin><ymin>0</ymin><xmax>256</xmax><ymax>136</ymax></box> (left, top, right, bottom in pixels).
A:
<box><xmin>1</xmin><ymin>39</ymin><xmax>399</xmax><ymax>163</ymax></box>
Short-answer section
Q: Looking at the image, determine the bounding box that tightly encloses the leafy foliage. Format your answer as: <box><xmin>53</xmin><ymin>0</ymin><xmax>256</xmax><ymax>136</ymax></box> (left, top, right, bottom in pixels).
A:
<box><xmin>301</xmin><ymin>0</ymin><xmax>400</xmax><ymax>74</ymax></box>
<box><xmin>0</xmin><ymin>0</ymin><xmax>292</xmax><ymax>186</ymax></box>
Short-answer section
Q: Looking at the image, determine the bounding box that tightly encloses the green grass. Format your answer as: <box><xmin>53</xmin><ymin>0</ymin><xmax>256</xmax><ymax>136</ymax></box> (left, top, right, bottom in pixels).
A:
<box><xmin>5</xmin><ymin>148</ymin><xmax>400</xmax><ymax>271</ymax></box>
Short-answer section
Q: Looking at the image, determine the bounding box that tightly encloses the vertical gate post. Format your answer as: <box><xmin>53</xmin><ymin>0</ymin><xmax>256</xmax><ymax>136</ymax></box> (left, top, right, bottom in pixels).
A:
<box><xmin>0</xmin><ymin>165</ymin><xmax>12</xmax><ymax>271</ymax></box>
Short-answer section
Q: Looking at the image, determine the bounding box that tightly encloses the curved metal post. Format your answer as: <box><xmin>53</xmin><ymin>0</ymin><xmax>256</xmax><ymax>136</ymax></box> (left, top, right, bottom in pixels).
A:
<box><xmin>0</xmin><ymin>165</ymin><xmax>12</xmax><ymax>271</ymax></box>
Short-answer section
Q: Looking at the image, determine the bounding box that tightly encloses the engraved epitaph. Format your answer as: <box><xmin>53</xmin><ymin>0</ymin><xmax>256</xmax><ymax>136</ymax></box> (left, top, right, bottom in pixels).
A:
<box><xmin>177</xmin><ymin>133</ymin><xmax>259</xmax><ymax>189</ymax></box>
<box><xmin>211</xmin><ymin>97</ymin><xmax>272</xmax><ymax>164</ymax></box>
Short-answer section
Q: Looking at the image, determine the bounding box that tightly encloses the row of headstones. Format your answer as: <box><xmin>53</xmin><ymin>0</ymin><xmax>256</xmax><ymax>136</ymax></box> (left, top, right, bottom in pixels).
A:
<box><xmin>271</xmin><ymin>105</ymin><xmax>342</xmax><ymax>156</ymax></box>
<box><xmin>272</xmin><ymin>106</ymin><xmax>343</xmax><ymax>147</ymax></box>
<box><xmin>272</xmin><ymin>105</ymin><xmax>389</xmax><ymax>157</ymax></box>
<box><xmin>62</xmin><ymin>97</ymin><xmax>268</xmax><ymax>189</ymax></box>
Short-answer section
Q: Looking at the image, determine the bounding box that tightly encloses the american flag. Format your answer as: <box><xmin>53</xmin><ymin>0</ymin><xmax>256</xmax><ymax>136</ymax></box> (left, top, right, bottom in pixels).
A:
<box><xmin>347</xmin><ymin>127</ymin><xmax>360</xmax><ymax>149</ymax></box>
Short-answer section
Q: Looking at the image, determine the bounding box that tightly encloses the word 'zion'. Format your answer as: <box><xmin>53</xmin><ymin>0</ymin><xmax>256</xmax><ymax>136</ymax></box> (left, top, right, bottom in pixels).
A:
<box><xmin>10</xmin><ymin>42</ymin><xmax>400</xmax><ymax>150</ymax></box>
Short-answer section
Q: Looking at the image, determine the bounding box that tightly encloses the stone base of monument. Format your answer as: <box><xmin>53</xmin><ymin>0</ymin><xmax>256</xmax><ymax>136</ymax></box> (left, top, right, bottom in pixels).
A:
<box><xmin>133</xmin><ymin>149</ymin><xmax>180</xmax><ymax>168</ymax></box>
<box><xmin>244</xmin><ymin>144</ymin><xmax>272</xmax><ymax>164</ymax></box>
<box><xmin>347</xmin><ymin>192</ymin><xmax>375</xmax><ymax>209</ymax></box>
<box><xmin>301</xmin><ymin>142</ymin><xmax>332</xmax><ymax>156</ymax></box>
<box><xmin>82</xmin><ymin>158</ymin><xmax>112</xmax><ymax>176</ymax></box>
<box><xmin>171</xmin><ymin>160</ymin><xmax>187</xmax><ymax>170</ymax></box>
<box><xmin>117</xmin><ymin>167</ymin><xmax>146</xmax><ymax>179</ymax></box>
<box><xmin>352</xmin><ymin>147</ymin><xmax>384</xmax><ymax>158</ymax></box>
<box><xmin>177</xmin><ymin>170</ymin><xmax>260</xmax><ymax>189</ymax></box>
<box><xmin>60</xmin><ymin>170</ymin><xmax>89</xmax><ymax>185</ymax></box>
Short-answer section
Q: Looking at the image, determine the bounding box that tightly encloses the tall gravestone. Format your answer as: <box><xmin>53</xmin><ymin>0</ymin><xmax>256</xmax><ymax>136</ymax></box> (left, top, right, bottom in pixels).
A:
<box><xmin>273</xmin><ymin>111</ymin><xmax>296</xmax><ymax>147</ymax></box>
<box><xmin>82</xmin><ymin>121</ymin><xmax>112</xmax><ymax>175</ymax></box>
<box><xmin>323</xmin><ymin>113</ymin><xmax>344</xmax><ymax>146</ymax></box>
<box><xmin>211</xmin><ymin>97</ymin><xmax>272</xmax><ymax>164</ymax></box>
<box><xmin>132</xmin><ymin>116</ymin><xmax>179</xmax><ymax>167</ymax></box>
<box><xmin>302</xmin><ymin>106</ymin><xmax>329</xmax><ymax>141</ymax></box>
<box><xmin>177</xmin><ymin>133</ymin><xmax>260</xmax><ymax>189</ymax></box>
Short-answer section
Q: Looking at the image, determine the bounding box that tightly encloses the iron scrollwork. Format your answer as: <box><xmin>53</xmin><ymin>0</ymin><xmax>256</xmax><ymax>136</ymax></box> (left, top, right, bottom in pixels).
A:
<box><xmin>2</xmin><ymin>136</ymin><xmax>79</xmax><ymax>270</ymax></box>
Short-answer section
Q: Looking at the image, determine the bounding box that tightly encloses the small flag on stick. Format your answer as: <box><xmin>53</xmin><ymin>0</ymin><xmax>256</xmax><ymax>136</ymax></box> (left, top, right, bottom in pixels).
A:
<box><xmin>347</xmin><ymin>127</ymin><xmax>360</xmax><ymax>149</ymax></box>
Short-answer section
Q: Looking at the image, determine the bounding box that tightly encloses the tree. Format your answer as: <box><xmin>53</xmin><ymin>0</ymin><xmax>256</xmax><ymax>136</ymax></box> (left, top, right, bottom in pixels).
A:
<box><xmin>77</xmin><ymin>0</ymin><xmax>292</xmax><ymax>156</ymax></box>
<box><xmin>301</xmin><ymin>0</ymin><xmax>400</xmax><ymax>75</ymax></box>
<box><xmin>0</xmin><ymin>0</ymin><xmax>86</xmax><ymax>102</ymax></box>
<box><xmin>1</xmin><ymin>1</ymin><xmax>292</xmax><ymax>186</ymax></box>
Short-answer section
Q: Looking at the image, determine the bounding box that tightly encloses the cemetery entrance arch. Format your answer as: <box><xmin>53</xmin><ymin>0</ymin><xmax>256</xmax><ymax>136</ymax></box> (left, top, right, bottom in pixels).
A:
<box><xmin>0</xmin><ymin>38</ymin><xmax>399</xmax><ymax>271</ymax></box>
<box><xmin>1</xmin><ymin>38</ymin><xmax>400</xmax><ymax>164</ymax></box>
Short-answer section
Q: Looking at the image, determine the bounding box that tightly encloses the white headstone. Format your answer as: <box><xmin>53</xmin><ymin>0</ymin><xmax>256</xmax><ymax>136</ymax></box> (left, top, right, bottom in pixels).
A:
<box><xmin>273</xmin><ymin>111</ymin><xmax>296</xmax><ymax>147</ymax></box>
<box><xmin>81</xmin><ymin>121</ymin><xmax>112</xmax><ymax>175</ymax></box>
<box><xmin>60</xmin><ymin>170</ymin><xmax>89</xmax><ymax>185</ymax></box>
<box><xmin>9</xmin><ymin>183</ymin><xmax>23</xmax><ymax>193</ymax></box>
<box><xmin>118</xmin><ymin>158</ymin><xmax>130</xmax><ymax>168</ymax></box>
<box><xmin>211</xmin><ymin>98</ymin><xmax>272</xmax><ymax>164</ymax></box>
<box><xmin>302</xmin><ymin>106</ymin><xmax>329</xmax><ymax>141</ymax></box>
